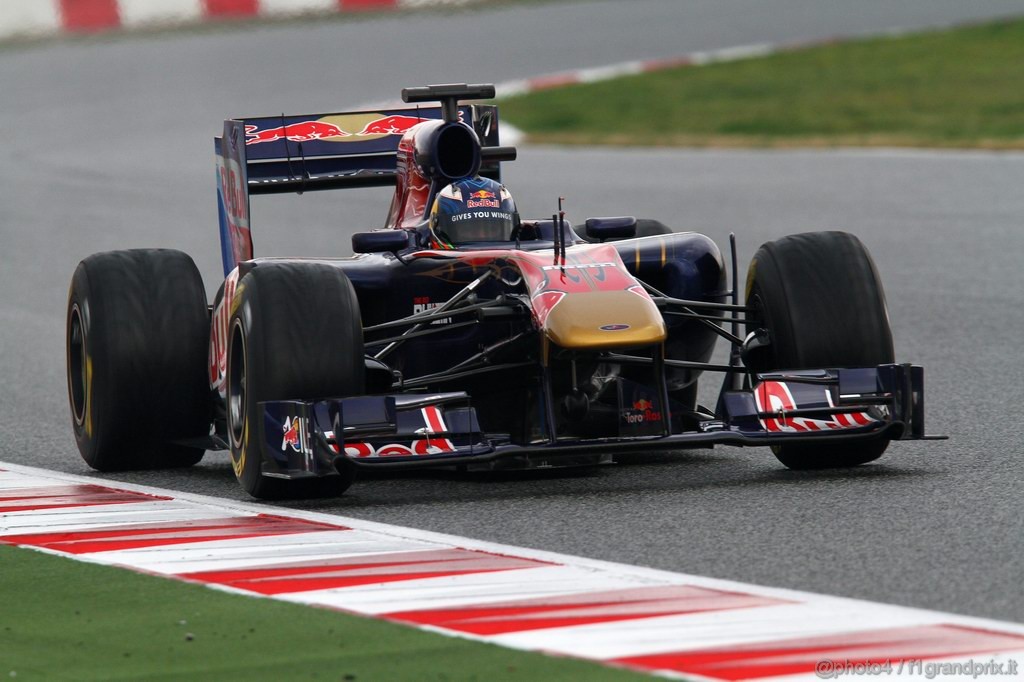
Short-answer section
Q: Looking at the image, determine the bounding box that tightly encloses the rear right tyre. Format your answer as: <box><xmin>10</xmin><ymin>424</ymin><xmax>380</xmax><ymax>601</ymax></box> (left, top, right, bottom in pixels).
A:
<box><xmin>66</xmin><ymin>249</ymin><xmax>211</xmax><ymax>471</ymax></box>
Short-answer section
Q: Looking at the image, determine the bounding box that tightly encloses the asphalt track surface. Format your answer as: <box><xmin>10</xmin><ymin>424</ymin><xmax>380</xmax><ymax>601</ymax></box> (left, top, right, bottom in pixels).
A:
<box><xmin>2</xmin><ymin>0</ymin><xmax>1023</xmax><ymax>625</ymax></box>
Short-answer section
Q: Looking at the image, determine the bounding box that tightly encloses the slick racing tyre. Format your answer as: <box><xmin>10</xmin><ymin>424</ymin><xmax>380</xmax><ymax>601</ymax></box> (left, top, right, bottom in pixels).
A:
<box><xmin>227</xmin><ymin>263</ymin><xmax>364</xmax><ymax>500</ymax></box>
<box><xmin>745</xmin><ymin>231</ymin><xmax>893</xmax><ymax>470</ymax></box>
<box><xmin>66</xmin><ymin>249</ymin><xmax>211</xmax><ymax>471</ymax></box>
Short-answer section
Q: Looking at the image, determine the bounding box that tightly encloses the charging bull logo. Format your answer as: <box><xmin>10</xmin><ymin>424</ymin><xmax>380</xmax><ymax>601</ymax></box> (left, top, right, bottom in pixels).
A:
<box><xmin>281</xmin><ymin>416</ymin><xmax>306</xmax><ymax>453</ymax></box>
<box><xmin>357</xmin><ymin>115</ymin><xmax>429</xmax><ymax>135</ymax></box>
<box><xmin>245</xmin><ymin>113</ymin><xmax>438</xmax><ymax>146</ymax></box>
<box><xmin>245</xmin><ymin>121</ymin><xmax>350</xmax><ymax>144</ymax></box>
<box><xmin>623</xmin><ymin>398</ymin><xmax>662</xmax><ymax>425</ymax></box>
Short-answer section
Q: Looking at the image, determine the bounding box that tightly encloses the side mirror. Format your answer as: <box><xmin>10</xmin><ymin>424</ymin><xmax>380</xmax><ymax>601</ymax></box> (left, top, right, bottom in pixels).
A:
<box><xmin>352</xmin><ymin>230</ymin><xmax>410</xmax><ymax>254</ymax></box>
<box><xmin>585</xmin><ymin>216</ymin><xmax>637</xmax><ymax>242</ymax></box>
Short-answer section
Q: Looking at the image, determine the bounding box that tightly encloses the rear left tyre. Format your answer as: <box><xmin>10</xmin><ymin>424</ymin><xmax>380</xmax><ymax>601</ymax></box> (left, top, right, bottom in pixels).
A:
<box><xmin>66</xmin><ymin>249</ymin><xmax>211</xmax><ymax>471</ymax></box>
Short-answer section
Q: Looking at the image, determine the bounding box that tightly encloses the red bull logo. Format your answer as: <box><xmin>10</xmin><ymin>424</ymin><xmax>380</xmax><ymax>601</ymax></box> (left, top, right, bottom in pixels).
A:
<box><xmin>245</xmin><ymin>121</ymin><xmax>350</xmax><ymax>145</ymax></box>
<box><xmin>624</xmin><ymin>398</ymin><xmax>662</xmax><ymax>425</ymax></box>
<box><xmin>244</xmin><ymin>114</ymin><xmax>432</xmax><ymax>146</ymax></box>
<box><xmin>357</xmin><ymin>115</ymin><xmax>428</xmax><ymax>136</ymax></box>
<box><xmin>466</xmin><ymin>189</ymin><xmax>499</xmax><ymax>208</ymax></box>
<box><xmin>281</xmin><ymin>416</ymin><xmax>305</xmax><ymax>453</ymax></box>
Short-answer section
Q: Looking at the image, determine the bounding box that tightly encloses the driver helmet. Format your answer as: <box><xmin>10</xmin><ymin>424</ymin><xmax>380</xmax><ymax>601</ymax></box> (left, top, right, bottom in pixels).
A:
<box><xmin>429</xmin><ymin>176</ymin><xmax>519</xmax><ymax>249</ymax></box>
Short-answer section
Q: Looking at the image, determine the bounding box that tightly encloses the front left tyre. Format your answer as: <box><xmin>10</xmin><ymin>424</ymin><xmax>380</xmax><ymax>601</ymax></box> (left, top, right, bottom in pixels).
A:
<box><xmin>745</xmin><ymin>231</ymin><xmax>894</xmax><ymax>470</ymax></box>
<box><xmin>67</xmin><ymin>249</ymin><xmax>211</xmax><ymax>470</ymax></box>
<box><xmin>226</xmin><ymin>262</ymin><xmax>364</xmax><ymax>500</ymax></box>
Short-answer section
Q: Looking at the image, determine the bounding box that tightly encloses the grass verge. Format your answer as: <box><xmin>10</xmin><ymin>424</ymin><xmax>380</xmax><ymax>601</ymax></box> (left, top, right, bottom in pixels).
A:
<box><xmin>498</xmin><ymin>18</ymin><xmax>1024</xmax><ymax>149</ymax></box>
<box><xmin>0</xmin><ymin>544</ymin><xmax>647</xmax><ymax>681</ymax></box>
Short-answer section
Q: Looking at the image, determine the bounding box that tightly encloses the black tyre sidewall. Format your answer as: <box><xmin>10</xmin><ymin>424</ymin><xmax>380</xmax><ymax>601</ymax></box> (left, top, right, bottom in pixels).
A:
<box><xmin>747</xmin><ymin>231</ymin><xmax>893</xmax><ymax>371</ymax></box>
<box><xmin>745</xmin><ymin>231</ymin><xmax>894</xmax><ymax>469</ymax></box>
<box><xmin>227</xmin><ymin>263</ymin><xmax>364</xmax><ymax>499</ymax></box>
<box><xmin>66</xmin><ymin>250</ymin><xmax>210</xmax><ymax>471</ymax></box>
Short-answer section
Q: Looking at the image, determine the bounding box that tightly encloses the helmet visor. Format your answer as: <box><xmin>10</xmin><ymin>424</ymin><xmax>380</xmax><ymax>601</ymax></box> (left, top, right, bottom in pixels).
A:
<box><xmin>435</xmin><ymin>209</ymin><xmax>518</xmax><ymax>245</ymax></box>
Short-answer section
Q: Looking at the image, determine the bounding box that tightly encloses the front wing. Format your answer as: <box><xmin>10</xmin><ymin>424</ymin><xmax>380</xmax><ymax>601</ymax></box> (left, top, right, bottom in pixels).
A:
<box><xmin>257</xmin><ymin>364</ymin><xmax>934</xmax><ymax>480</ymax></box>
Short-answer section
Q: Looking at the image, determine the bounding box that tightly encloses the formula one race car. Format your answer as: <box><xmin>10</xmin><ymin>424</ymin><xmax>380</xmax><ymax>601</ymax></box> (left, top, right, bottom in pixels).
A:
<box><xmin>66</xmin><ymin>83</ymin><xmax>941</xmax><ymax>499</ymax></box>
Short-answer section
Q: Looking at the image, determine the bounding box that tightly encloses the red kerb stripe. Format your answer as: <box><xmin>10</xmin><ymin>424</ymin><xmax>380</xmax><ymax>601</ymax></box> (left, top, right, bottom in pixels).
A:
<box><xmin>203</xmin><ymin>0</ymin><xmax>259</xmax><ymax>18</ymax></box>
<box><xmin>184</xmin><ymin>548</ymin><xmax>552</xmax><ymax>595</ymax></box>
<box><xmin>59</xmin><ymin>0</ymin><xmax>120</xmax><ymax>32</ymax></box>
<box><xmin>0</xmin><ymin>485</ymin><xmax>168</xmax><ymax>513</ymax></box>
<box><xmin>528</xmin><ymin>74</ymin><xmax>580</xmax><ymax>91</ymax></box>
<box><xmin>387</xmin><ymin>585</ymin><xmax>788</xmax><ymax>636</ymax></box>
<box><xmin>615</xmin><ymin>624</ymin><xmax>1024</xmax><ymax>681</ymax></box>
<box><xmin>0</xmin><ymin>514</ymin><xmax>348</xmax><ymax>553</ymax></box>
<box><xmin>340</xmin><ymin>0</ymin><xmax>399</xmax><ymax>11</ymax></box>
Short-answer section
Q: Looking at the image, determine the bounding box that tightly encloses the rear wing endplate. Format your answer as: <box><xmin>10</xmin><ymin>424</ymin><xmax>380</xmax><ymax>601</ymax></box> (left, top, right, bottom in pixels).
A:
<box><xmin>213</xmin><ymin>104</ymin><xmax>502</xmax><ymax>275</ymax></box>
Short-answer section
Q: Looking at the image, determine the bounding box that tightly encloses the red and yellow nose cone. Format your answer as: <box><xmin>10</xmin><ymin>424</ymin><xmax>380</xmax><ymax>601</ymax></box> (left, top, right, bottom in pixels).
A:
<box><xmin>542</xmin><ymin>290</ymin><xmax>666</xmax><ymax>349</ymax></box>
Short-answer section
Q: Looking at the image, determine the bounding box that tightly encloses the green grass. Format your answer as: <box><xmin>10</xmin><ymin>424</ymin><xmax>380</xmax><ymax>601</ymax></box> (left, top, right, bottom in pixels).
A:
<box><xmin>498</xmin><ymin>18</ymin><xmax>1024</xmax><ymax>149</ymax></box>
<box><xmin>0</xmin><ymin>544</ymin><xmax>649</xmax><ymax>681</ymax></box>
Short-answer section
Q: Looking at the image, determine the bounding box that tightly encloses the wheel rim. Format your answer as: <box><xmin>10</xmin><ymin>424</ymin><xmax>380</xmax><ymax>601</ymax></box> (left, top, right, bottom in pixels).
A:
<box><xmin>227</xmin><ymin>319</ymin><xmax>247</xmax><ymax>448</ymax></box>
<box><xmin>68</xmin><ymin>304</ymin><xmax>87</xmax><ymax>426</ymax></box>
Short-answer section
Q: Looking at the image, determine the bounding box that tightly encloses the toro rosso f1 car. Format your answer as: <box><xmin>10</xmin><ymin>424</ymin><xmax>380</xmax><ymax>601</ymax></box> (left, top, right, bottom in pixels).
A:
<box><xmin>66</xmin><ymin>83</ymin><xmax>942</xmax><ymax>499</ymax></box>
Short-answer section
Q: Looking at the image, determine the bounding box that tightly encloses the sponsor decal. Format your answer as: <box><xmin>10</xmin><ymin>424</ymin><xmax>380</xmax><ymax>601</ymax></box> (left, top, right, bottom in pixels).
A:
<box><xmin>356</xmin><ymin>114</ymin><xmax>428</xmax><ymax>136</ymax></box>
<box><xmin>412</xmin><ymin>297</ymin><xmax>450</xmax><ymax>325</ymax></box>
<box><xmin>335</xmin><ymin>406</ymin><xmax>455</xmax><ymax>458</ymax></box>
<box><xmin>217</xmin><ymin>157</ymin><xmax>249</xmax><ymax>223</ymax></box>
<box><xmin>343</xmin><ymin>440</ymin><xmax>455</xmax><ymax>458</ymax></box>
<box><xmin>450</xmin><ymin>210</ymin><xmax>510</xmax><ymax>223</ymax></box>
<box><xmin>281</xmin><ymin>416</ymin><xmax>310</xmax><ymax>454</ymax></box>
<box><xmin>599</xmin><ymin>324</ymin><xmax>631</xmax><ymax>331</ymax></box>
<box><xmin>244</xmin><ymin>112</ymin><xmax>446</xmax><ymax>146</ymax></box>
<box><xmin>540</xmin><ymin>262</ymin><xmax>616</xmax><ymax>272</ymax></box>
<box><xmin>622</xmin><ymin>398</ymin><xmax>663</xmax><ymax>425</ymax></box>
<box><xmin>754</xmin><ymin>381</ymin><xmax>876</xmax><ymax>432</ymax></box>
<box><xmin>208</xmin><ymin>269</ymin><xmax>240</xmax><ymax>395</ymax></box>
<box><xmin>466</xmin><ymin>190</ymin><xmax>499</xmax><ymax>208</ymax></box>
<box><xmin>245</xmin><ymin>121</ymin><xmax>350</xmax><ymax>144</ymax></box>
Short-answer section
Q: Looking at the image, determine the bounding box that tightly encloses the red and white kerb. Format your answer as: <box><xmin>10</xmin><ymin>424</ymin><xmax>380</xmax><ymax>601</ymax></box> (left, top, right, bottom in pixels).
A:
<box><xmin>2</xmin><ymin>464</ymin><xmax>1022</xmax><ymax>681</ymax></box>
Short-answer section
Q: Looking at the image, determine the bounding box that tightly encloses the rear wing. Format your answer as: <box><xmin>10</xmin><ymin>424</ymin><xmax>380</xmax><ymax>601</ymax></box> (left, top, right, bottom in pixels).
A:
<box><xmin>213</xmin><ymin>104</ymin><xmax>502</xmax><ymax>275</ymax></box>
